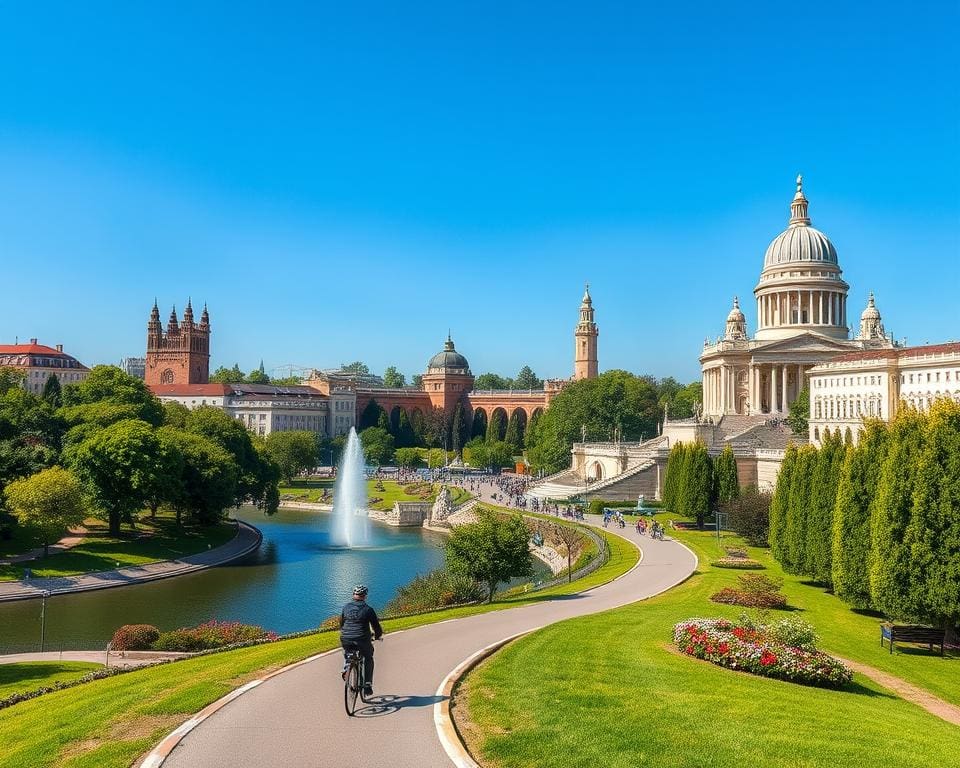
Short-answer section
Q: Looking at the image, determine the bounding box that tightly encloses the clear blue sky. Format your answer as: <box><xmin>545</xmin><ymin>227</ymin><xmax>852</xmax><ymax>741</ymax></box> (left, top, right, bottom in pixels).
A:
<box><xmin>1</xmin><ymin>2</ymin><xmax>957</xmax><ymax>383</ymax></box>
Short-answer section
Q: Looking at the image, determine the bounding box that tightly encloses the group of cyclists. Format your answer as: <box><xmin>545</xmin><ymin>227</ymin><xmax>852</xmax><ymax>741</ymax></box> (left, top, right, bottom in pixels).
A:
<box><xmin>601</xmin><ymin>509</ymin><xmax>665</xmax><ymax>540</ymax></box>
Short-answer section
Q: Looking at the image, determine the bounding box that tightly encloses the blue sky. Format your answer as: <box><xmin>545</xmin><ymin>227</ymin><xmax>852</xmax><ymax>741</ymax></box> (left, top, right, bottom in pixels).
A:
<box><xmin>1</xmin><ymin>2</ymin><xmax>957</xmax><ymax>383</ymax></box>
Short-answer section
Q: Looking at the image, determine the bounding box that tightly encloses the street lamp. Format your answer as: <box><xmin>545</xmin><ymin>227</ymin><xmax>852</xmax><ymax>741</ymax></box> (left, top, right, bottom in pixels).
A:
<box><xmin>40</xmin><ymin>590</ymin><xmax>51</xmax><ymax>653</ymax></box>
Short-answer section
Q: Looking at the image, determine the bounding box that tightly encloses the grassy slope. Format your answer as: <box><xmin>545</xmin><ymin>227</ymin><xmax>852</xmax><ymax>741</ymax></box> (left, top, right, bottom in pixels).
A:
<box><xmin>0</xmin><ymin>514</ymin><xmax>237</xmax><ymax>582</ymax></box>
<box><xmin>460</xmin><ymin>516</ymin><xmax>960</xmax><ymax>768</ymax></box>
<box><xmin>0</xmin><ymin>518</ymin><xmax>636</xmax><ymax>768</ymax></box>
<box><xmin>0</xmin><ymin>661</ymin><xmax>102</xmax><ymax>700</ymax></box>
<box><xmin>279</xmin><ymin>478</ymin><xmax>472</xmax><ymax>510</ymax></box>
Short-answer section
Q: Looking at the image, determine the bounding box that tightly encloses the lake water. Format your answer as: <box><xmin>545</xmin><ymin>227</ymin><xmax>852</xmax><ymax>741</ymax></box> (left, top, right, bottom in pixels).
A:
<box><xmin>0</xmin><ymin>508</ymin><xmax>450</xmax><ymax>652</ymax></box>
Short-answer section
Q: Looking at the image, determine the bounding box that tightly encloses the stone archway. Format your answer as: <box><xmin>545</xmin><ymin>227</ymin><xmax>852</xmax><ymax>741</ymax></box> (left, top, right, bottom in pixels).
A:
<box><xmin>587</xmin><ymin>461</ymin><xmax>604</xmax><ymax>482</ymax></box>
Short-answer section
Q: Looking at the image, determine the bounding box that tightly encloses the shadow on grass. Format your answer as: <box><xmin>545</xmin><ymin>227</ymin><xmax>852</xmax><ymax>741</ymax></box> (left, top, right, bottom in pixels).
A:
<box><xmin>844</xmin><ymin>679</ymin><xmax>898</xmax><ymax>699</ymax></box>
<box><xmin>851</xmin><ymin>607</ymin><xmax>886</xmax><ymax>618</ymax></box>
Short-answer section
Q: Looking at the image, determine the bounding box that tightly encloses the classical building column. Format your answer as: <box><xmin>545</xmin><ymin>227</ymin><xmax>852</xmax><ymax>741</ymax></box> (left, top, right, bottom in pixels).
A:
<box><xmin>770</xmin><ymin>366</ymin><xmax>777</xmax><ymax>413</ymax></box>
<box><xmin>720</xmin><ymin>366</ymin><xmax>727</xmax><ymax>415</ymax></box>
<box><xmin>797</xmin><ymin>364</ymin><xmax>803</xmax><ymax>399</ymax></box>
<box><xmin>781</xmin><ymin>364</ymin><xmax>789</xmax><ymax>412</ymax></box>
<box><xmin>827</xmin><ymin>292</ymin><xmax>833</xmax><ymax>325</ymax></box>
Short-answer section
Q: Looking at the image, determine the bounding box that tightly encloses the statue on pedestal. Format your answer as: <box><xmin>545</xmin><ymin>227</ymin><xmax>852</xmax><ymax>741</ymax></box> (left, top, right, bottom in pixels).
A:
<box><xmin>430</xmin><ymin>485</ymin><xmax>454</xmax><ymax>523</ymax></box>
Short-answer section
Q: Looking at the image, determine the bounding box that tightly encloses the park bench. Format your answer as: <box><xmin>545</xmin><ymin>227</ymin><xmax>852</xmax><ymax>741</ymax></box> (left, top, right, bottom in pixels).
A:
<box><xmin>880</xmin><ymin>624</ymin><xmax>946</xmax><ymax>656</ymax></box>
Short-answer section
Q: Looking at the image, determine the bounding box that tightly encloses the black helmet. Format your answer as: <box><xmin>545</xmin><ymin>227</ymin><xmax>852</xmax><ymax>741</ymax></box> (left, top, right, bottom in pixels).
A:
<box><xmin>353</xmin><ymin>584</ymin><xmax>368</xmax><ymax>597</ymax></box>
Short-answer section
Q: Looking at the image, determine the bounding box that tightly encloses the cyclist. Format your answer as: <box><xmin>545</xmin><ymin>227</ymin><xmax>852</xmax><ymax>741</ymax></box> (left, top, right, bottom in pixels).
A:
<box><xmin>339</xmin><ymin>584</ymin><xmax>383</xmax><ymax>696</ymax></box>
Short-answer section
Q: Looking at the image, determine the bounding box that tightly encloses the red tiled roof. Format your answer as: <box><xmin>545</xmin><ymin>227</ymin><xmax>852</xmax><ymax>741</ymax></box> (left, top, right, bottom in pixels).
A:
<box><xmin>149</xmin><ymin>383</ymin><xmax>233</xmax><ymax>397</ymax></box>
<box><xmin>0</xmin><ymin>343</ymin><xmax>72</xmax><ymax>356</ymax></box>
<box><xmin>820</xmin><ymin>342</ymin><xmax>960</xmax><ymax>365</ymax></box>
<box><xmin>899</xmin><ymin>342</ymin><xmax>960</xmax><ymax>358</ymax></box>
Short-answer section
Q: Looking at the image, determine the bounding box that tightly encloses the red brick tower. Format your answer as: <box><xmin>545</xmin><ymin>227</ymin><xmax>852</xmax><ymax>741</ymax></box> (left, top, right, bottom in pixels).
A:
<box><xmin>145</xmin><ymin>299</ymin><xmax>211</xmax><ymax>386</ymax></box>
<box><xmin>421</xmin><ymin>334</ymin><xmax>474</xmax><ymax>415</ymax></box>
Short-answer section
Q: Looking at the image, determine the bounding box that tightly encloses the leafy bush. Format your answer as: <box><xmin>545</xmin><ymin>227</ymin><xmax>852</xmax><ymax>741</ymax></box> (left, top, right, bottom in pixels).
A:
<box><xmin>386</xmin><ymin>568</ymin><xmax>484</xmax><ymax>615</ymax></box>
<box><xmin>152</xmin><ymin>620</ymin><xmax>278</xmax><ymax>651</ymax></box>
<box><xmin>673</xmin><ymin>617</ymin><xmax>851</xmax><ymax>688</ymax></box>
<box><xmin>710</xmin><ymin>573</ymin><xmax>787</xmax><ymax>608</ymax></box>
<box><xmin>724</xmin><ymin>546</ymin><xmax>748</xmax><ymax>559</ymax></box>
<box><xmin>723</xmin><ymin>485</ymin><xmax>771</xmax><ymax>547</ymax></box>
<box><xmin>111</xmin><ymin>624</ymin><xmax>160</xmax><ymax>651</ymax></box>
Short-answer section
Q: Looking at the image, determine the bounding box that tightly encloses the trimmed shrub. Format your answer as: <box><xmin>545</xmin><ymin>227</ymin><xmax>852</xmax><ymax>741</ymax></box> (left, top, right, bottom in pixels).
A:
<box><xmin>386</xmin><ymin>568</ymin><xmax>484</xmax><ymax>615</ymax></box>
<box><xmin>710</xmin><ymin>573</ymin><xmax>787</xmax><ymax>608</ymax></box>
<box><xmin>152</xmin><ymin>620</ymin><xmax>278</xmax><ymax>651</ymax></box>
<box><xmin>111</xmin><ymin>624</ymin><xmax>160</xmax><ymax>651</ymax></box>
<box><xmin>673</xmin><ymin>617</ymin><xmax>852</xmax><ymax>688</ymax></box>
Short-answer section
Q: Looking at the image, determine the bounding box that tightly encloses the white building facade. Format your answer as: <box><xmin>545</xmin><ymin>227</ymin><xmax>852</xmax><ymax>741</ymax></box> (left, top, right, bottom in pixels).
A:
<box><xmin>701</xmin><ymin>177</ymin><xmax>895</xmax><ymax>418</ymax></box>
<box><xmin>809</xmin><ymin>342</ymin><xmax>960</xmax><ymax>446</ymax></box>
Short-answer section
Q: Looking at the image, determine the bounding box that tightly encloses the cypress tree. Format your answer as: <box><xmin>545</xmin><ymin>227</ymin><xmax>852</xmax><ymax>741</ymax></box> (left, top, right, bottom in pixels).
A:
<box><xmin>784</xmin><ymin>445</ymin><xmax>816</xmax><ymax>573</ymax></box>
<box><xmin>486</xmin><ymin>409</ymin><xmax>506</xmax><ymax>443</ymax></box>
<box><xmin>832</xmin><ymin>420</ymin><xmax>887</xmax><ymax>608</ymax></box>
<box><xmin>906</xmin><ymin>399</ymin><xmax>960</xmax><ymax>625</ymax></box>
<box><xmin>680</xmin><ymin>442</ymin><xmax>711</xmax><ymax>527</ymax></box>
<box><xmin>396</xmin><ymin>408</ymin><xmax>416</xmax><ymax>448</ymax></box>
<box><xmin>805</xmin><ymin>430</ymin><xmax>842</xmax><ymax>583</ymax></box>
<box><xmin>41</xmin><ymin>374</ymin><xmax>62</xmax><ymax>408</ymax></box>
<box><xmin>662</xmin><ymin>442</ymin><xmax>682</xmax><ymax>511</ymax></box>
<box><xmin>471</xmin><ymin>409</ymin><xmax>488</xmax><ymax>440</ymax></box>
<box><xmin>769</xmin><ymin>444</ymin><xmax>797</xmax><ymax>563</ymax></box>
<box><xmin>870</xmin><ymin>407</ymin><xmax>925</xmax><ymax>620</ymax></box>
<box><xmin>504</xmin><ymin>411</ymin><xmax>523</xmax><ymax>452</ymax></box>
<box><xmin>713</xmin><ymin>444</ymin><xmax>740</xmax><ymax>506</ymax></box>
<box><xmin>451</xmin><ymin>402</ymin><xmax>467</xmax><ymax>456</ymax></box>
<box><xmin>359</xmin><ymin>398</ymin><xmax>383</xmax><ymax>430</ymax></box>
<box><xmin>377</xmin><ymin>409</ymin><xmax>390</xmax><ymax>432</ymax></box>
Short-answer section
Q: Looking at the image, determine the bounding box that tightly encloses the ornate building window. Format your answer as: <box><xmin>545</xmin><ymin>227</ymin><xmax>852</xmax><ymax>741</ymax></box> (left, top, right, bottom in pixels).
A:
<box><xmin>160</xmin><ymin>369</ymin><xmax>175</xmax><ymax>384</ymax></box>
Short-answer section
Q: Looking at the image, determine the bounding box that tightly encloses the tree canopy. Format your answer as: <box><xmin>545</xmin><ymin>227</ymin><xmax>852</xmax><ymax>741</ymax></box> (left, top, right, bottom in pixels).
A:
<box><xmin>382</xmin><ymin>366</ymin><xmax>406</xmax><ymax>388</ymax></box>
<box><xmin>445</xmin><ymin>509</ymin><xmax>533</xmax><ymax>602</ymax></box>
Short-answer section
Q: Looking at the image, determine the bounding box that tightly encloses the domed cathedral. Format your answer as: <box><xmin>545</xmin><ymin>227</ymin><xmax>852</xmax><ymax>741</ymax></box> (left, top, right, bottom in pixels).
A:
<box><xmin>421</xmin><ymin>333</ymin><xmax>475</xmax><ymax>413</ymax></box>
<box><xmin>700</xmin><ymin>176</ymin><xmax>893</xmax><ymax>419</ymax></box>
<box><xmin>145</xmin><ymin>299</ymin><xmax>211</xmax><ymax>386</ymax></box>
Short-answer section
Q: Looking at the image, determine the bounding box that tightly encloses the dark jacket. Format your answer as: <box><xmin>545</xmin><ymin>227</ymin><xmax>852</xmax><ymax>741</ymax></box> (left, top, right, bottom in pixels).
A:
<box><xmin>339</xmin><ymin>600</ymin><xmax>383</xmax><ymax>641</ymax></box>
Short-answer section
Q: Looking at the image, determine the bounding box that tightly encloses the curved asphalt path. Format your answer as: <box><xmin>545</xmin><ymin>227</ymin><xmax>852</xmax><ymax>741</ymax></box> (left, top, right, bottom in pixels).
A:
<box><xmin>160</xmin><ymin>519</ymin><xmax>698</xmax><ymax>768</ymax></box>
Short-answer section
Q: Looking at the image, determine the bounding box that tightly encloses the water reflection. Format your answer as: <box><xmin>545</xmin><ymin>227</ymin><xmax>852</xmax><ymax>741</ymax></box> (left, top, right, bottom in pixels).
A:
<box><xmin>0</xmin><ymin>507</ymin><xmax>446</xmax><ymax>652</ymax></box>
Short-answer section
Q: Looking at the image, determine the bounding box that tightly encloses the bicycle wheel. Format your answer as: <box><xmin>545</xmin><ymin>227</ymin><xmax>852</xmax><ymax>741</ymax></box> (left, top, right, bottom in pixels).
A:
<box><xmin>344</xmin><ymin>662</ymin><xmax>359</xmax><ymax>716</ymax></box>
<box><xmin>358</xmin><ymin>658</ymin><xmax>369</xmax><ymax>703</ymax></box>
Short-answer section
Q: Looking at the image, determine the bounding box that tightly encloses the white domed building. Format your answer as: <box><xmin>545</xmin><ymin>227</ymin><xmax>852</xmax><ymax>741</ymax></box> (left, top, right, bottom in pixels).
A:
<box><xmin>700</xmin><ymin>176</ymin><xmax>894</xmax><ymax>419</ymax></box>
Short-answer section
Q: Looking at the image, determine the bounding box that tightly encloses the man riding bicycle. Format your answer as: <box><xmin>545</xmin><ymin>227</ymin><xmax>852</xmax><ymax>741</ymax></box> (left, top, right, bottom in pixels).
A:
<box><xmin>339</xmin><ymin>584</ymin><xmax>383</xmax><ymax>696</ymax></box>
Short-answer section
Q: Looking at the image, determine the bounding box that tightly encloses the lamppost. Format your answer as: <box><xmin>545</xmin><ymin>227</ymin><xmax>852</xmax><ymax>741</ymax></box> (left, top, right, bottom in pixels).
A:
<box><xmin>40</xmin><ymin>590</ymin><xmax>51</xmax><ymax>653</ymax></box>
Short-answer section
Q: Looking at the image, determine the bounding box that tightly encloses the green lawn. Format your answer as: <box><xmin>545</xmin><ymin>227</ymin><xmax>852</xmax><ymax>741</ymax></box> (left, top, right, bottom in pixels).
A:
<box><xmin>0</xmin><ymin>515</ymin><xmax>635</xmax><ymax>768</ymax></box>
<box><xmin>0</xmin><ymin>514</ymin><xmax>237</xmax><ymax>582</ymax></box>
<box><xmin>278</xmin><ymin>478</ymin><xmax>472</xmax><ymax>511</ymax></box>
<box><xmin>0</xmin><ymin>661</ymin><xmax>102</xmax><ymax>701</ymax></box>
<box><xmin>457</xmin><ymin>516</ymin><xmax>960</xmax><ymax>768</ymax></box>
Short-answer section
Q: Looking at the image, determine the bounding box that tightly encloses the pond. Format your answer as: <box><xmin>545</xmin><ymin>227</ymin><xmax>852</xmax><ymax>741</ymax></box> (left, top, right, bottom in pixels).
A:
<box><xmin>0</xmin><ymin>508</ymin><xmax>450</xmax><ymax>652</ymax></box>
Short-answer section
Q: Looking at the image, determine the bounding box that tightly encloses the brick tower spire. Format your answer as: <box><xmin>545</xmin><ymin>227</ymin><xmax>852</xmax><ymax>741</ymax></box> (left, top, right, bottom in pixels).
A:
<box><xmin>574</xmin><ymin>283</ymin><xmax>599</xmax><ymax>380</ymax></box>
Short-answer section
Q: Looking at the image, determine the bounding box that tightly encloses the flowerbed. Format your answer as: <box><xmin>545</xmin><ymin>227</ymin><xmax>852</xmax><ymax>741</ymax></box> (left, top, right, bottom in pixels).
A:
<box><xmin>712</xmin><ymin>557</ymin><xmax>765</xmax><ymax>570</ymax></box>
<box><xmin>673</xmin><ymin>618</ymin><xmax>853</xmax><ymax>688</ymax></box>
<box><xmin>710</xmin><ymin>573</ymin><xmax>787</xmax><ymax>608</ymax></box>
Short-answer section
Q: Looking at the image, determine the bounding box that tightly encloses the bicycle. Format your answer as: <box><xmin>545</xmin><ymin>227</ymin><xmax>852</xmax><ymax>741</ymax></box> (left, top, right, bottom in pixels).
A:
<box><xmin>343</xmin><ymin>649</ymin><xmax>370</xmax><ymax>716</ymax></box>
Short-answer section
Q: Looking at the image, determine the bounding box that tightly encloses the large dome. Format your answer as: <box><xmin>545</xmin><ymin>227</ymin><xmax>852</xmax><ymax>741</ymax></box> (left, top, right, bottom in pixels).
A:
<box><xmin>762</xmin><ymin>175</ymin><xmax>838</xmax><ymax>270</ymax></box>
<box><xmin>427</xmin><ymin>335</ymin><xmax>470</xmax><ymax>373</ymax></box>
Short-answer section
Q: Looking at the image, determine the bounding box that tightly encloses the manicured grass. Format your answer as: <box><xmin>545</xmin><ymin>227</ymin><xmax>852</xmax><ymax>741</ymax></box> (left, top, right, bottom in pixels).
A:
<box><xmin>278</xmin><ymin>478</ymin><xmax>472</xmax><ymax>510</ymax></box>
<box><xmin>457</xmin><ymin>515</ymin><xmax>960</xmax><ymax>768</ymax></box>
<box><xmin>0</xmin><ymin>514</ymin><xmax>237</xmax><ymax>582</ymax></box>
<box><xmin>0</xmin><ymin>661</ymin><xmax>102</xmax><ymax>700</ymax></box>
<box><xmin>0</xmin><ymin>518</ymin><xmax>636</xmax><ymax>768</ymax></box>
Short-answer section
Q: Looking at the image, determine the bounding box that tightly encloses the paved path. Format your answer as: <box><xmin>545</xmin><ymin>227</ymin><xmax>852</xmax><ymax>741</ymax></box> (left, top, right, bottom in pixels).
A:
<box><xmin>0</xmin><ymin>650</ymin><xmax>189</xmax><ymax>669</ymax></box>
<box><xmin>0</xmin><ymin>528</ymin><xmax>91</xmax><ymax>565</ymax></box>
<box><xmin>158</xmin><ymin>518</ymin><xmax>698</xmax><ymax>768</ymax></box>
<box><xmin>0</xmin><ymin>521</ymin><xmax>262</xmax><ymax>603</ymax></box>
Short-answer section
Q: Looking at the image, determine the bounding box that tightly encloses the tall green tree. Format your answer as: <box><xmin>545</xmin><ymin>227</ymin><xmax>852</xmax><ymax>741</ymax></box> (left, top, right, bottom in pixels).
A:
<box><xmin>713</xmin><ymin>444</ymin><xmax>740</xmax><ymax>506</ymax></box>
<box><xmin>471</xmin><ymin>409</ymin><xmax>488</xmax><ymax>440</ymax></box>
<box><xmin>393</xmin><ymin>447</ymin><xmax>423</xmax><ymax>468</ymax></box>
<box><xmin>358</xmin><ymin>399</ymin><xmax>384</xmax><ymax>431</ymax></box>
<box><xmin>662</xmin><ymin>442</ymin><xmax>685</xmax><ymax>512</ymax></box>
<box><xmin>246</xmin><ymin>362</ymin><xmax>270</xmax><ymax>384</ymax></box>
<box><xmin>423</xmin><ymin>408</ymin><xmax>448</xmax><ymax>449</ymax></box>
<box><xmin>451</xmin><ymin>402</ymin><xmax>467</xmax><ymax>456</ymax></box>
<box><xmin>832</xmin><ymin>421</ymin><xmax>887</xmax><ymax>608</ymax></box>
<box><xmin>161</xmin><ymin>428</ymin><xmax>238</xmax><ymax>525</ymax></box>
<box><xmin>679</xmin><ymin>442</ymin><xmax>712</xmax><ymax>527</ymax></box>
<box><xmin>788</xmin><ymin>385</ymin><xmax>810</xmax><ymax>435</ymax></box>
<box><xmin>474</xmin><ymin>373</ymin><xmax>512</xmax><ymax>390</ymax></box>
<box><xmin>445</xmin><ymin>509</ymin><xmax>533</xmax><ymax>602</ymax></box>
<box><xmin>382</xmin><ymin>366</ymin><xmax>406</xmax><ymax>388</ymax></box>
<box><xmin>769</xmin><ymin>445</ymin><xmax>797</xmax><ymax>563</ymax></box>
<box><xmin>264</xmin><ymin>430</ymin><xmax>318</xmax><ymax>482</ymax></box>
<box><xmin>4</xmin><ymin>466</ymin><xmax>86</xmax><ymax>556</ymax></box>
<box><xmin>804</xmin><ymin>430</ymin><xmax>843</xmax><ymax>583</ymax></box>
<box><xmin>68</xmin><ymin>419</ymin><xmax>162</xmax><ymax>536</ymax></box>
<box><xmin>870</xmin><ymin>408</ymin><xmax>925</xmax><ymax>620</ymax></box>
<box><xmin>359</xmin><ymin>427</ymin><xmax>394</xmax><ymax>465</ymax></box>
<box><xmin>41</xmin><ymin>375</ymin><xmax>62</xmax><ymax>408</ymax></box>
<box><xmin>905</xmin><ymin>399</ymin><xmax>960</xmax><ymax>625</ymax></box>
<box><xmin>783</xmin><ymin>445</ymin><xmax>816</xmax><ymax>573</ymax></box>
<box><xmin>504</xmin><ymin>411</ymin><xmax>524</xmax><ymax>452</ymax></box>
<box><xmin>513</xmin><ymin>366</ymin><xmax>543</xmax><ymax>390</ymax></box>
<box><xmin>395</xmin><ymin>408</ymin><xmax>416</xmax><ymax>448</ymax></box>
<box><xmin>525</xmin><ymin>371</ymin><xmax>659</xmax><ymax>474</ymax></box>
<box><xmin>62</xmin><ymin>365</ymin><xmax>163</xmax><ymax>427</ymax></box>
<box><xmin>209</xmin><ymin>364</ymin><xmax>245</xmax><ymax>383</ymax></box>
<box><xmin>486</xmin><ymin>409</ymin><xmax>507</xmax><ymax>443</ymax></box>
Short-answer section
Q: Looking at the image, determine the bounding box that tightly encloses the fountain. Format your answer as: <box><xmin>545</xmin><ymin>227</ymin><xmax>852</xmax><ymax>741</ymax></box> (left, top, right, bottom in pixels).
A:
<box><xmin>330</xmin><ymin>427</ymin><xmax>370</xmax><ymax>547</ymax></box>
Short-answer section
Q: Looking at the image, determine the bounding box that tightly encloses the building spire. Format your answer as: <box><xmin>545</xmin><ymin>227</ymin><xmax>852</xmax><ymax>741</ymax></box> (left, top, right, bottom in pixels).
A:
<box><xmin>789</xmin><ymin>173</ymin><xmax>810</xmax><ymax>227</ymax></box>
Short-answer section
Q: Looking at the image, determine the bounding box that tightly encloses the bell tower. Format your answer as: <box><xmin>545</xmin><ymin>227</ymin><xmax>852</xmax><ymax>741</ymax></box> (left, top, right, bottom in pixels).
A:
<box><xmin>145</xmin><ymin>299</ymin><xmax>211</xmax><ymax>386</ymax></box>
<box><xmin>574</xmin><ymin>284</ymin><xmax>599</xmax><ymax>380</ymax></box>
